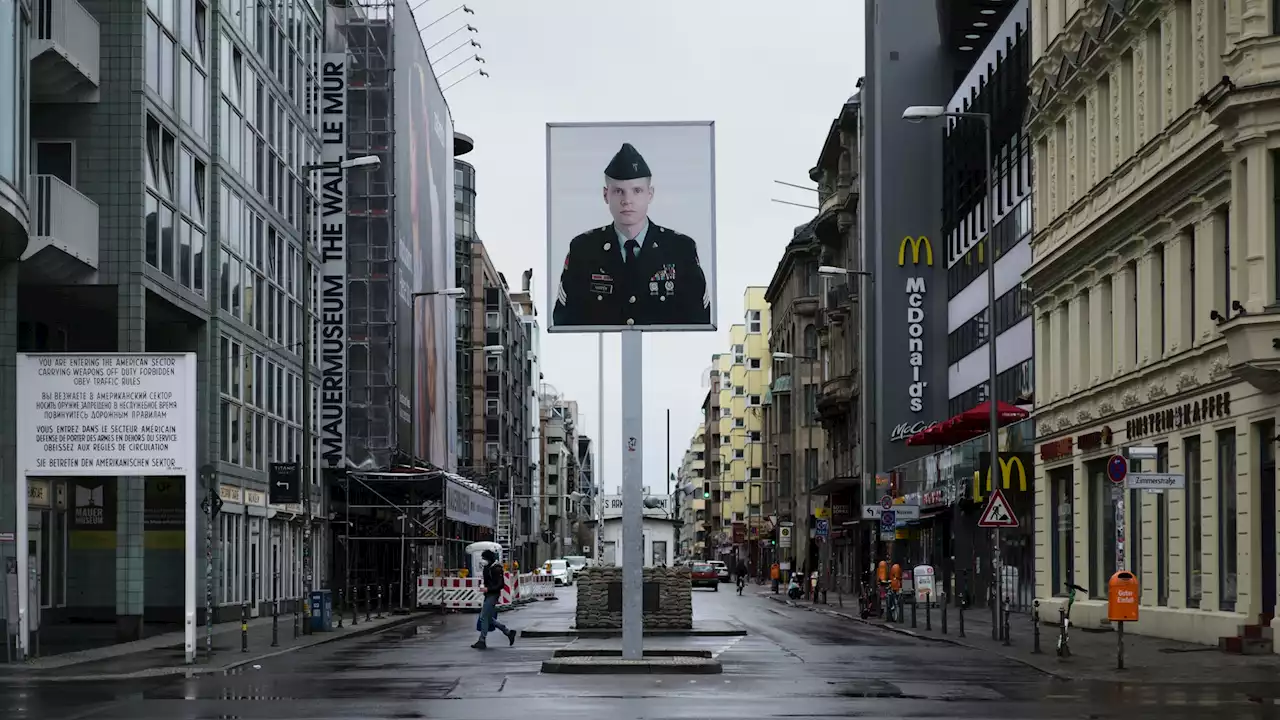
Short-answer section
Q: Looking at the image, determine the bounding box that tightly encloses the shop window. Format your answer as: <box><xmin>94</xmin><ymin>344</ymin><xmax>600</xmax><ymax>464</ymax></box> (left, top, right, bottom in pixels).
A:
<box><xmin>1156</xmin><ymin>443</ymin><xmax>1169</xmax><ymax>607</ymax></box>
<box><xmin>1050</xmin><ymin>467</ymin><xmax>1074</xmax><ymax>596</ymax></box>
<box><xmin>1087</xmin><ymin>459</ymin><xmax>1117</xmax><ymax>600</ymax></box>
<box><xmin>1184</xmin><ymin>435</ymin><xmax>1202</xmax><ymax>608</ymax></box>
<box><xmin>1217</xmin><ymin>427</ymin><xmax>1237</xmax><ymax>611</ymax></box>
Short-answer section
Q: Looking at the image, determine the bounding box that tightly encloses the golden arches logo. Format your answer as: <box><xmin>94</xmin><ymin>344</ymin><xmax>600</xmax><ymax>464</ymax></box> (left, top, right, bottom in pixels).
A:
<box><xmin>898</xmin><ymin>236</ymin><xmax>933</xmax><ymax>267</ymax></box>
<box><xmin>972</xmin><ymin>455</ymin><xmax>1029</xmax><ymax>502</ymax></box>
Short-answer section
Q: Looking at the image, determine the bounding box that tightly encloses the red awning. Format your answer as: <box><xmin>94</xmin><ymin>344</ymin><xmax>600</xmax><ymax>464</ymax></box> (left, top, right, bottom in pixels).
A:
<box><xmin>952</xmin><ymin>400</ymin><xmax>1029</xmax><ymax>430</ymax></box>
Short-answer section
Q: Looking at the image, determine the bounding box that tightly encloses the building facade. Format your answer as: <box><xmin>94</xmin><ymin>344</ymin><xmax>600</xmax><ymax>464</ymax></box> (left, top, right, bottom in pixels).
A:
<box><xmin>702</xmin><ymin>288</ymin><xmax>770</xmax><ymax>566</ymax></box>
<box><xmin>1028</xmin><ymin>0</ymin><xmax>1280</xmax><ymax>649</ymax></box>
<box><xmin>538</xmin><ymin>390</ymin><xmax>578</xmax><ymax>562</ymax></box>
<box><xmin>509</xmin><ymin>273</ymin><xmax>541</xmax><ymax>567</ymax></box>
<box><xmin>677</xmin><ymin>425</ymin><xmax>706</xmax><ymax>557</ymax></box>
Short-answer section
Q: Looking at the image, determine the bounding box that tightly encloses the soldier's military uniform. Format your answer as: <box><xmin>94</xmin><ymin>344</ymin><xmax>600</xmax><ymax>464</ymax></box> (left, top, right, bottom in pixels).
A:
<box><xmin>553</xmin><ymin>144</ymin><xmax>710</xmax><ymax>328</ymax></box>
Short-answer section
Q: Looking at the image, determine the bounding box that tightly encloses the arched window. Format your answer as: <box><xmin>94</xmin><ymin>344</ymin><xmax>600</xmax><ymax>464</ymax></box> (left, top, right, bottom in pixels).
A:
<box><xmin>803</xmin><ymin>324</ymin><xmax>817</xmax><ymax>359</ymax></box>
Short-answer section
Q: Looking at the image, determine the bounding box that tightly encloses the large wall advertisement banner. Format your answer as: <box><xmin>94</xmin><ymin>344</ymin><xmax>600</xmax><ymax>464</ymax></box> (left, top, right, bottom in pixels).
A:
<box><xmin>394</xmin><ymin>0</ymin><xmax>456</xmax><ymax>470</ymax></box>
<box><xmin>545</xmin><ymin>122</ymin><xmax>717</xmax><ymax>333</ymax></box>
<box><xmin>319</xmin><ymin>52</ymin><xmax>349</xmax><ymax>469</ymax></box>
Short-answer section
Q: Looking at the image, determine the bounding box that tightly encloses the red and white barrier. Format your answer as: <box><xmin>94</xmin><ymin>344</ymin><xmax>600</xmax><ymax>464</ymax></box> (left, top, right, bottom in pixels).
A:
<box><xmin>417</xmin><ymin>576</ymin><xmax>484</xmax><ymax>610</ymax></box>
<box><xmin>416</xmin><ymin>571</ymin><xmax>555</xmax><ymax>610</ymax></box>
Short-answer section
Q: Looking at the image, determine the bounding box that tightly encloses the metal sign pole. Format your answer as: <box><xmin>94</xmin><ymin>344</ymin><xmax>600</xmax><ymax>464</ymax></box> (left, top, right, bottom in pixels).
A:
<box><xmin>620</xmin><ymin>330</ymin><xmax>644</xmax><ymax>660</ymax></box>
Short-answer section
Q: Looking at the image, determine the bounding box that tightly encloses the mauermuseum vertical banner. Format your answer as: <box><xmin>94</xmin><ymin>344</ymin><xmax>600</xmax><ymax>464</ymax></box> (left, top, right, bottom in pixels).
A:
<box><xmin>397</xmin><ymin>0</ymin><xmax>457</xmax><ymax>470</ymax></box>
<box><xmin>546</xmin><ymin>122</ymin><xmax>717</xmax><ymax>333</ymax></box>
<box><xmin>319</xmin><ymin>52</ymin><xmax>348</xmax><ymax>469</ymax></box>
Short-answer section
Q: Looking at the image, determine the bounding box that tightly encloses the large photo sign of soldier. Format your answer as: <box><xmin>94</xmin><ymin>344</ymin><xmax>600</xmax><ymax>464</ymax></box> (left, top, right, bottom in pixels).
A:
<box><xmin>546</xmin><ymin>122</ymin><xmax>717</xmax><ymax>333</ymax></box>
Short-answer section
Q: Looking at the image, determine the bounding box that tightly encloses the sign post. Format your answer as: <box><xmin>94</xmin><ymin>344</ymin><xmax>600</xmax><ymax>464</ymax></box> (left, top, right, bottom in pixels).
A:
<box><xmin>15</xmin><ymin>353</ymin><xmax>197</xmax><ymax>663</ymax></box>
<box><xmin>1107</xmin><ymin>455</ymin><xmax>1127</xmax><ymax>571</ymax></box>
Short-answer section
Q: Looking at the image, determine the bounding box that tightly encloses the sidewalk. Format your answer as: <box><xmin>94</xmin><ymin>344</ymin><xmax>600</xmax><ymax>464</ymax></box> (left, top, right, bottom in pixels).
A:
<box><xmin>761</xmin><ymin>592</ymin><xmax>1280</xmax><ymax>684</ymax></box>
<box><xmin>1</xmin><ymin>607</ymin><xmax>429</xmax><ymax>682</ymax></box>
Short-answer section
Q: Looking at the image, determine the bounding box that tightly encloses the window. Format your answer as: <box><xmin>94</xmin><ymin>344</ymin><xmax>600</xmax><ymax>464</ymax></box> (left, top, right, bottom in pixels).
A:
<box><xmin>1146</xmin><ymin>22</ymin><xmax>1163</xmax><ymax>133</ymax></box>
<box><xmin>1184</xmin><ymin>435</ymin><xmax>1202</xmax><ymax>608</ymax></box>
<box><xmin>485</xmin><ymin>399</ymin><xmax>499</xmax><ymax>417</ymax></box>
<box><xmin>1087</xmin><ymin>459</ymin><xmax>1117</xmax><ymax>599</ymax></box>
<box><xmin>749</xmin><ymin>431</ymin><xmax>761</xmax><ymax>442</ymax></box>
<box><xmin>1050</xmin><ymin>467</ymin><xmax>1074</xmax><ymax>595</ymax></box>
<box><xmin>747</xmin><ymin>309</ymin><xmax>762</xmax><ymax>333</ymax></box>
<box><xmin>749</xmin><ymin>358</ymin><xmax>761</xmax><ymax>369</ymax></box>
<box><xmin>733</xmin><ymin>417</ymin><xmax>745</xmax><ymax>429</ymax></box>
<box><xmin>1096</xmin><ymin>75</ymin><xmax>1111</xmax><ymax>176</ymax></box>
<box><xmin>803</xmin><ymin>324</ymin><xmax>817</xmax><ymax>359</ymax></box>
<box><xmin>1156</xmin><ymin>442</ymin><xmax>1169</xmax><ymax>606</ymax></box>
<box><xmin>749</xmin><ymin>467</ymin><xmax>762</xmax><ymax>480</ymax></box>
<box><xmin>1155</xmin><ymin>244</ymin><xmax>1166</xmax><ymax>356</ymax></box>
<box><xmin>733</xmin><ymin>449</ymin><xmax>744</xmax><ymax>460</ymax></box>
<box><xmin>804</xmin><ymin>448</ymin><xmax>818</xmax><ymax>490</ymax></box>
<box><xmin>1219</xmin><ymin>204</ymin><xmax>1231</xmax><ymax>319</ymax></box>
<box><xmin>779</xmin><ymin>454</ymin><xmax>792</xmax><ymax>498</ymax></box>
<box><xmin>803</xmin><ymin>383</ymin><xmax>817</xmax><ymax>423</ymax></box>
<box><xmin>1217</xmin><ymin>427</ymin><xmax>1237</xmax><ymax>611</ymax></box>
<box><xmin>732</xmin><ymin>344</ymin><xmax>745</xmax><ymax>365</ymax></box>
<box><xmin>1120</xmin><ymin>50</ymin><xmax>1135</xmax><ymax>156</ymax></box>
<box><xmin>1186</xmin><ymin>226</ymin><xmax>1197</xmax><ymax>346</ymax></box>
<box><xmin>749</xmin><ymin>394</ymin><xmax>761</xmax><ymax>406</ymax></box>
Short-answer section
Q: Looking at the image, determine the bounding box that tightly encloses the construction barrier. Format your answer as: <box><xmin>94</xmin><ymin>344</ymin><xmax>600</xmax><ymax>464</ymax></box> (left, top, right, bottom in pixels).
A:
<box><xmin>418</xmin><ymin>572</ymin><xmax>555</xmax><ymax>610</ymax></box>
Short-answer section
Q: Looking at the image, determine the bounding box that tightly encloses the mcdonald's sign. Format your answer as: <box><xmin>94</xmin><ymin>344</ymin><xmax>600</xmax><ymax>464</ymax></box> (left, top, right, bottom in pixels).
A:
<box><xmin>973</xmin><ymin>452</ymin><xmax>1033</xmax><ymax>503</ymax></box>
<box><xmin>898</xmin><ymin>236</ymin><xmax>933</xmax><ymax>267</ymax></box>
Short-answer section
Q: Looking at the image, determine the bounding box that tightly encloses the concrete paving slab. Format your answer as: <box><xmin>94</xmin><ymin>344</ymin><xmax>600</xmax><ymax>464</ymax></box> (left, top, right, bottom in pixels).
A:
<box><xmin>541</xmin><ymin>654</ymin><xmax>724</xmax><ymax>674</ymax></box>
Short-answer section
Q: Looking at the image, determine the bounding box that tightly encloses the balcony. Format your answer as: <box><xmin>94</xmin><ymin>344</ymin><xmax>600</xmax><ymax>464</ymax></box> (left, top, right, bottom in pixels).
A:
<box><xmin>1221</xmin><ymin>311</ymin><xmax>1280</xmax><ymax>393</ymax></box>
<box><xmin>30</xmin><ymin>0</ymin><xmax>100</xmax><ymax>103</ymax></box>
<box><xmin>22</xmin><ymin>175</ymin><xmax>98</xmax><ymax>283</ymax></box>
<box><xmin>823</xmin><ymin>282</ymin><xmax>854</xmax><ymax>324</ymax></box>
<box><xmin>816</xmin><ymin>372</ymin><xmax>857</xmax><ymax>417</ymax></box>
<box><xmin>794</xmin><ymin>294</ymin><xmax>820</xmax><ymax>317</ymax></box>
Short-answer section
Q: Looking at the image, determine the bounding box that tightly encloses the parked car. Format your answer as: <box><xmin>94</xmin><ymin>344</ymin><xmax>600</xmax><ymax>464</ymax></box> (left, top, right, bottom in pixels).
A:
<box><xmin>562</xmin><ymin>555</ymin><xmax>589</xmax><ymax>574</ymax></box>
<box><xmin>708</xmin><ymin>560</ymin><xmax>730</xmax><ymax>583</ymax></box>
<box><xmin>690</xmin><ymin>563</ymin><xmax>719</xmax><ymax>591</ymax></box>
<box><xmin>544</xmin><ymin>559</ymin><xmax>573</xmax><ymax>586</ymax></box>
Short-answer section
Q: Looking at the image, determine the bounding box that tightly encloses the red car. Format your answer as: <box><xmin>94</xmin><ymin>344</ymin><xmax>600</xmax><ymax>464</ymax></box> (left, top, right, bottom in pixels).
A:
<box><xmin>691</xmin><ymin>563</ymin><xmax>719</xmax><ymax>591</ymax></box>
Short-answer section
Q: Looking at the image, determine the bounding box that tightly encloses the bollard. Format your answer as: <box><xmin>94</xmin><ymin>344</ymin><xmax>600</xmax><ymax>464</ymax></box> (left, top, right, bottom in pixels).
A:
<box><xmin>958</xmin><ymin>596</ymin><xmax>966</xmax><ymax>638</ymax></box>
<box><xmin>377</xmin><ymin>585</ymin><xmax>384</xmax><ymax>618</ymax></box>
<box><xmin>240</xmin><ymin>603</ymin><xmax>249</xmax><ymax>652</ymax></box>
<box><xmin>1002</xmin><ymin>598</ymin><xmax>1011</xmax><ymax>647</ymax></box>
<box><xmin>366</xmin><ymin>586</ymin><xmax>372</xmax><ymax>622</ymax></box>
<box><xmin>337</xmin><ymin>589</ymin><xmax>345</xmax><ymax>629</ymax></box>
<box><xmin>293</xmin><ymin>597</ymin><xmax>300</xmax><ymax>639</ymax></box>
<box><xmin>911</xmin><ymin>593</ymin><xmax>918</xmax><ymax>628</ymax></box>
<box><xmin>271</xmin><ymin>599</ymin><xmax>279</xmax><ymax>647</ymax></box>
<box><xmin>1032</xmin><ymin>600</ymin><xmax>1041</xmax><ymax>654</ymax></box>
<box><xmin>925</xmin><ymin>591</ymin><xmax>932</xmax><ymax>631</ymax></box>
<box><xmin>941</xmin><ymin>591</ymin><xmax>948</xmax><ymax>635</ymax></box>
<box><xmin>1117</xmin><ymin>620</ymin><xmax>1125</xmax><ymax>670</ymax></box>
<box><xmin>351</xmin><ymin>589</ymin><xmax>359</xmax><ymax>627</ymax></box>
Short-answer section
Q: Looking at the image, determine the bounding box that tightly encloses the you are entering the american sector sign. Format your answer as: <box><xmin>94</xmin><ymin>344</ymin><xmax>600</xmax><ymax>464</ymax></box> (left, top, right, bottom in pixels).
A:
<box><xmin>17</xmin><ymin>353</ymin><xmax>197</xmax><ymax>475</ymax></box>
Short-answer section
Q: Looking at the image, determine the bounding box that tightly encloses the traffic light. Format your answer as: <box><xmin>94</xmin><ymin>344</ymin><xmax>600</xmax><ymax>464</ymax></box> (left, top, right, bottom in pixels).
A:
<box><xmin>702</xmin><ymin>491</ymin><xmax>710</xmax><ymax>499</ymax></box>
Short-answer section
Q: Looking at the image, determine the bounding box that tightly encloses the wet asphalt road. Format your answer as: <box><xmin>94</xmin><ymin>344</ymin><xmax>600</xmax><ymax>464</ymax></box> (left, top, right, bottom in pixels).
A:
<box><xmin>3</xmin><ymin>585</ymin><xmax>1278</xmax><ymax>719</ymax></box>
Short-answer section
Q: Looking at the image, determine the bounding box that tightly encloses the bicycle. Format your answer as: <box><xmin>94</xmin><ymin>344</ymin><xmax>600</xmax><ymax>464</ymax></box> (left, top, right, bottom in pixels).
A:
<box><xmin>736</xmin><ymin>576</ymin><xmax>746</xmax><ymax>595</ymax></box>
<box><xmin>1057</xmin><ymin>583</ymin><xmax>1087</xmax><ymax>658</ymax></box>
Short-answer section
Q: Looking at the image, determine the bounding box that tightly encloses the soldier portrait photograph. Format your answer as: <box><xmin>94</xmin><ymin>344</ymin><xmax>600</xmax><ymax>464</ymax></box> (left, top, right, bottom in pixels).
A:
<box><xmin>546</xmin><ymin>123</ymin><xmax>717</xmax><ymax>332</ymax></box>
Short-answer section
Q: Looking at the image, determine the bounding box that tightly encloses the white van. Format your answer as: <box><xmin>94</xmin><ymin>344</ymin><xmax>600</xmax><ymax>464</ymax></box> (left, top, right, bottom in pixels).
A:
<box><xmin>562</xmin><ymin>555</ymin><xmax>589</xmax><ymax>573</ymax></box>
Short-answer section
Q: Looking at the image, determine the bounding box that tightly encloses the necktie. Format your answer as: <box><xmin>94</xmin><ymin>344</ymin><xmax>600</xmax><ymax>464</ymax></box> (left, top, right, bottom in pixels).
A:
<box><xmin>624</xmin><ymin>239</ymin><xmax>639</xmax><ymax>263</ymax></box>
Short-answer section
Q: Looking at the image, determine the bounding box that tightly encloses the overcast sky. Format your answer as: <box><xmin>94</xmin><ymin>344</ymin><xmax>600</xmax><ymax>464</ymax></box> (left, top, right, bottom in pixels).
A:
<box><xmin>429</xmin><ymin>0</ymin><xmax>866</xmax><ymax>494</ymax></box>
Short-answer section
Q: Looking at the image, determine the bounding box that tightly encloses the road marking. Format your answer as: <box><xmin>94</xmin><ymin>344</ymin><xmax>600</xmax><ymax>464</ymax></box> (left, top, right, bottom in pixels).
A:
<box><xmin>710</xmin><ymin>635</ymin><xmax>746</xmax><ymax>658</ymax></box>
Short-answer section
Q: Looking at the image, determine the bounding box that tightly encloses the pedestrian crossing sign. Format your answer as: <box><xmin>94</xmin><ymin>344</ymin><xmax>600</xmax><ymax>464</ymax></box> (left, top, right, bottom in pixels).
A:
<box><xmin>978</xmin><ymin>487</ymin><xmax>1019</xmax><ymax>528</ymax></box>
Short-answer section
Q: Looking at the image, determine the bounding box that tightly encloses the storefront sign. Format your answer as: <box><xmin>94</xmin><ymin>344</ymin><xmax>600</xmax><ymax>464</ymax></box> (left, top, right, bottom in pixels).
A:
<box><xmin>1040</xmin><ymin>437</ymin><xmax>1073</xmax><ymax>462</ymax></box>
<box><xmin>27</xmin><ymin>480</ymin><xmax>50</xmax><ymax>509</ymax></box>
<box><xmin>890</xmin><ymin>420</ymin><xmax>940</xmax><ymax>443</ymax></box>
<box><xmin>921</xmin><ymin>489</ymin><xmax>946</xmax><ymax>509</ymax></box>
<box><xmin>975</xmin><ymin>452</ymin><xmax>1033</xmax><ymax>502</ymax></box>
<box><xmin>17</xmin><ymin>353</ymin><xmax>196</xmax><ymax>476</ymax></box>
<box><xmin>245</xmin><ymin>490</ymin><xmax>265</xmax><ymax>506</ymax></box>
<box><xmin>1126</xmin><ymin>391</ymin><xmax>1231</xmax><ymax>441</ymax></box>
<box><xmin>319</xmin><ymin>53</ymin><xmax>350</xmax><ymax>470</ymax></box>
<box><xmin>445</xmin><ymin>478</ymin><xmax>495</xmax><ymax>529</ymax></box>
<box><xmin>905</xmin><ymin>274</ymin><xmax>928</xmax><ymax>412</ymax></box>
<box><xmin>70</xmin><ymin>479</ymin><xmax>115</xmax><ymax>530</ymax></box>
<box><xmin>1077</xmin><ymin>427</ymin><xmax>1113</xmax><ymax>451</ymax></box>
<box><xmin>599</xmin><ymin>494</ymin><xmax>670</xmax><ymax>518</ymax></box>
<box><xmin>218</xmin><ymin>485</ymin><xmax>244</xmax><ymax>505</ymax></box>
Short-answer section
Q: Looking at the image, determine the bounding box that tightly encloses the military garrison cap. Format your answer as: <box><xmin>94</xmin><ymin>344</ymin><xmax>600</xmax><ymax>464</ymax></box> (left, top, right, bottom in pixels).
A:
<box><xmin>604</xmin><ymin>143</ymin><xmax>651</xmax><ymax>180</ymax></box>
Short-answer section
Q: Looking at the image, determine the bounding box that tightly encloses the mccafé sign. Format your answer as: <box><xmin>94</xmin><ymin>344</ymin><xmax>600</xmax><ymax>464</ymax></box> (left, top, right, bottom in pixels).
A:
<box><xmin>973</xmin><ymin>452</ymin><xmax>1032</xmax><ymax>503</ymax></box>
<box><xmin>900</xmin><ymin>236</ymin><xmax>932</xmax><ymax>414</ymax></box>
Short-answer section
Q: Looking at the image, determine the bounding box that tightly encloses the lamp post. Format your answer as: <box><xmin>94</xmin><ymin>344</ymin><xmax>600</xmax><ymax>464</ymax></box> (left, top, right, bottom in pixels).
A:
<box><xmin>300</xmin><ymin>154</ymin><xmax>380</xmax><ymax>634</ymax></box>
<box><xmin>902</xmin><ymin>104</ymin><xmax>999</xmax><ymax>638</ymax></box>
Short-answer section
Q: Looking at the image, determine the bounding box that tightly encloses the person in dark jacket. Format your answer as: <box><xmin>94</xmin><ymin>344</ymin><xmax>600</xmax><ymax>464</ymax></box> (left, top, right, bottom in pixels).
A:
<box><xmin>472</xmin><ymin>549</ymin><xmax>516</xmax><ymax>649</ymax></box>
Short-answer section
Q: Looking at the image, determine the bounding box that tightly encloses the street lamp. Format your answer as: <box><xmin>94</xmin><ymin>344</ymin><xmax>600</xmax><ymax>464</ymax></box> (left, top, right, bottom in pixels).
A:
<box><xmin>902</xmin><ymin>102</ymin><xmax>1001</xmax><ymax>640</ymax></box>
<box><xmin>299</xmin><ymin>153</ymin><xmax>380</xmax><ymax>634</ymax></box>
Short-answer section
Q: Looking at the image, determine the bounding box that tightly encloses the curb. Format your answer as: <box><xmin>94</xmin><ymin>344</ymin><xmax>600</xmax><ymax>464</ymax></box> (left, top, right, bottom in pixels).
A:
<box><xmin>760</xmin><ymin>594</ymin><xmax>1065</xmax><ymax>680</ymax></box>
<box><xmin>0</xmin><ymin>613</ymin><xmax>429</xmax><ymax>683</ymax></box>
<box><xmin>540</xmin><ymin>657</ymin><xmax>723</xmax><ymax>675</ymax></box>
